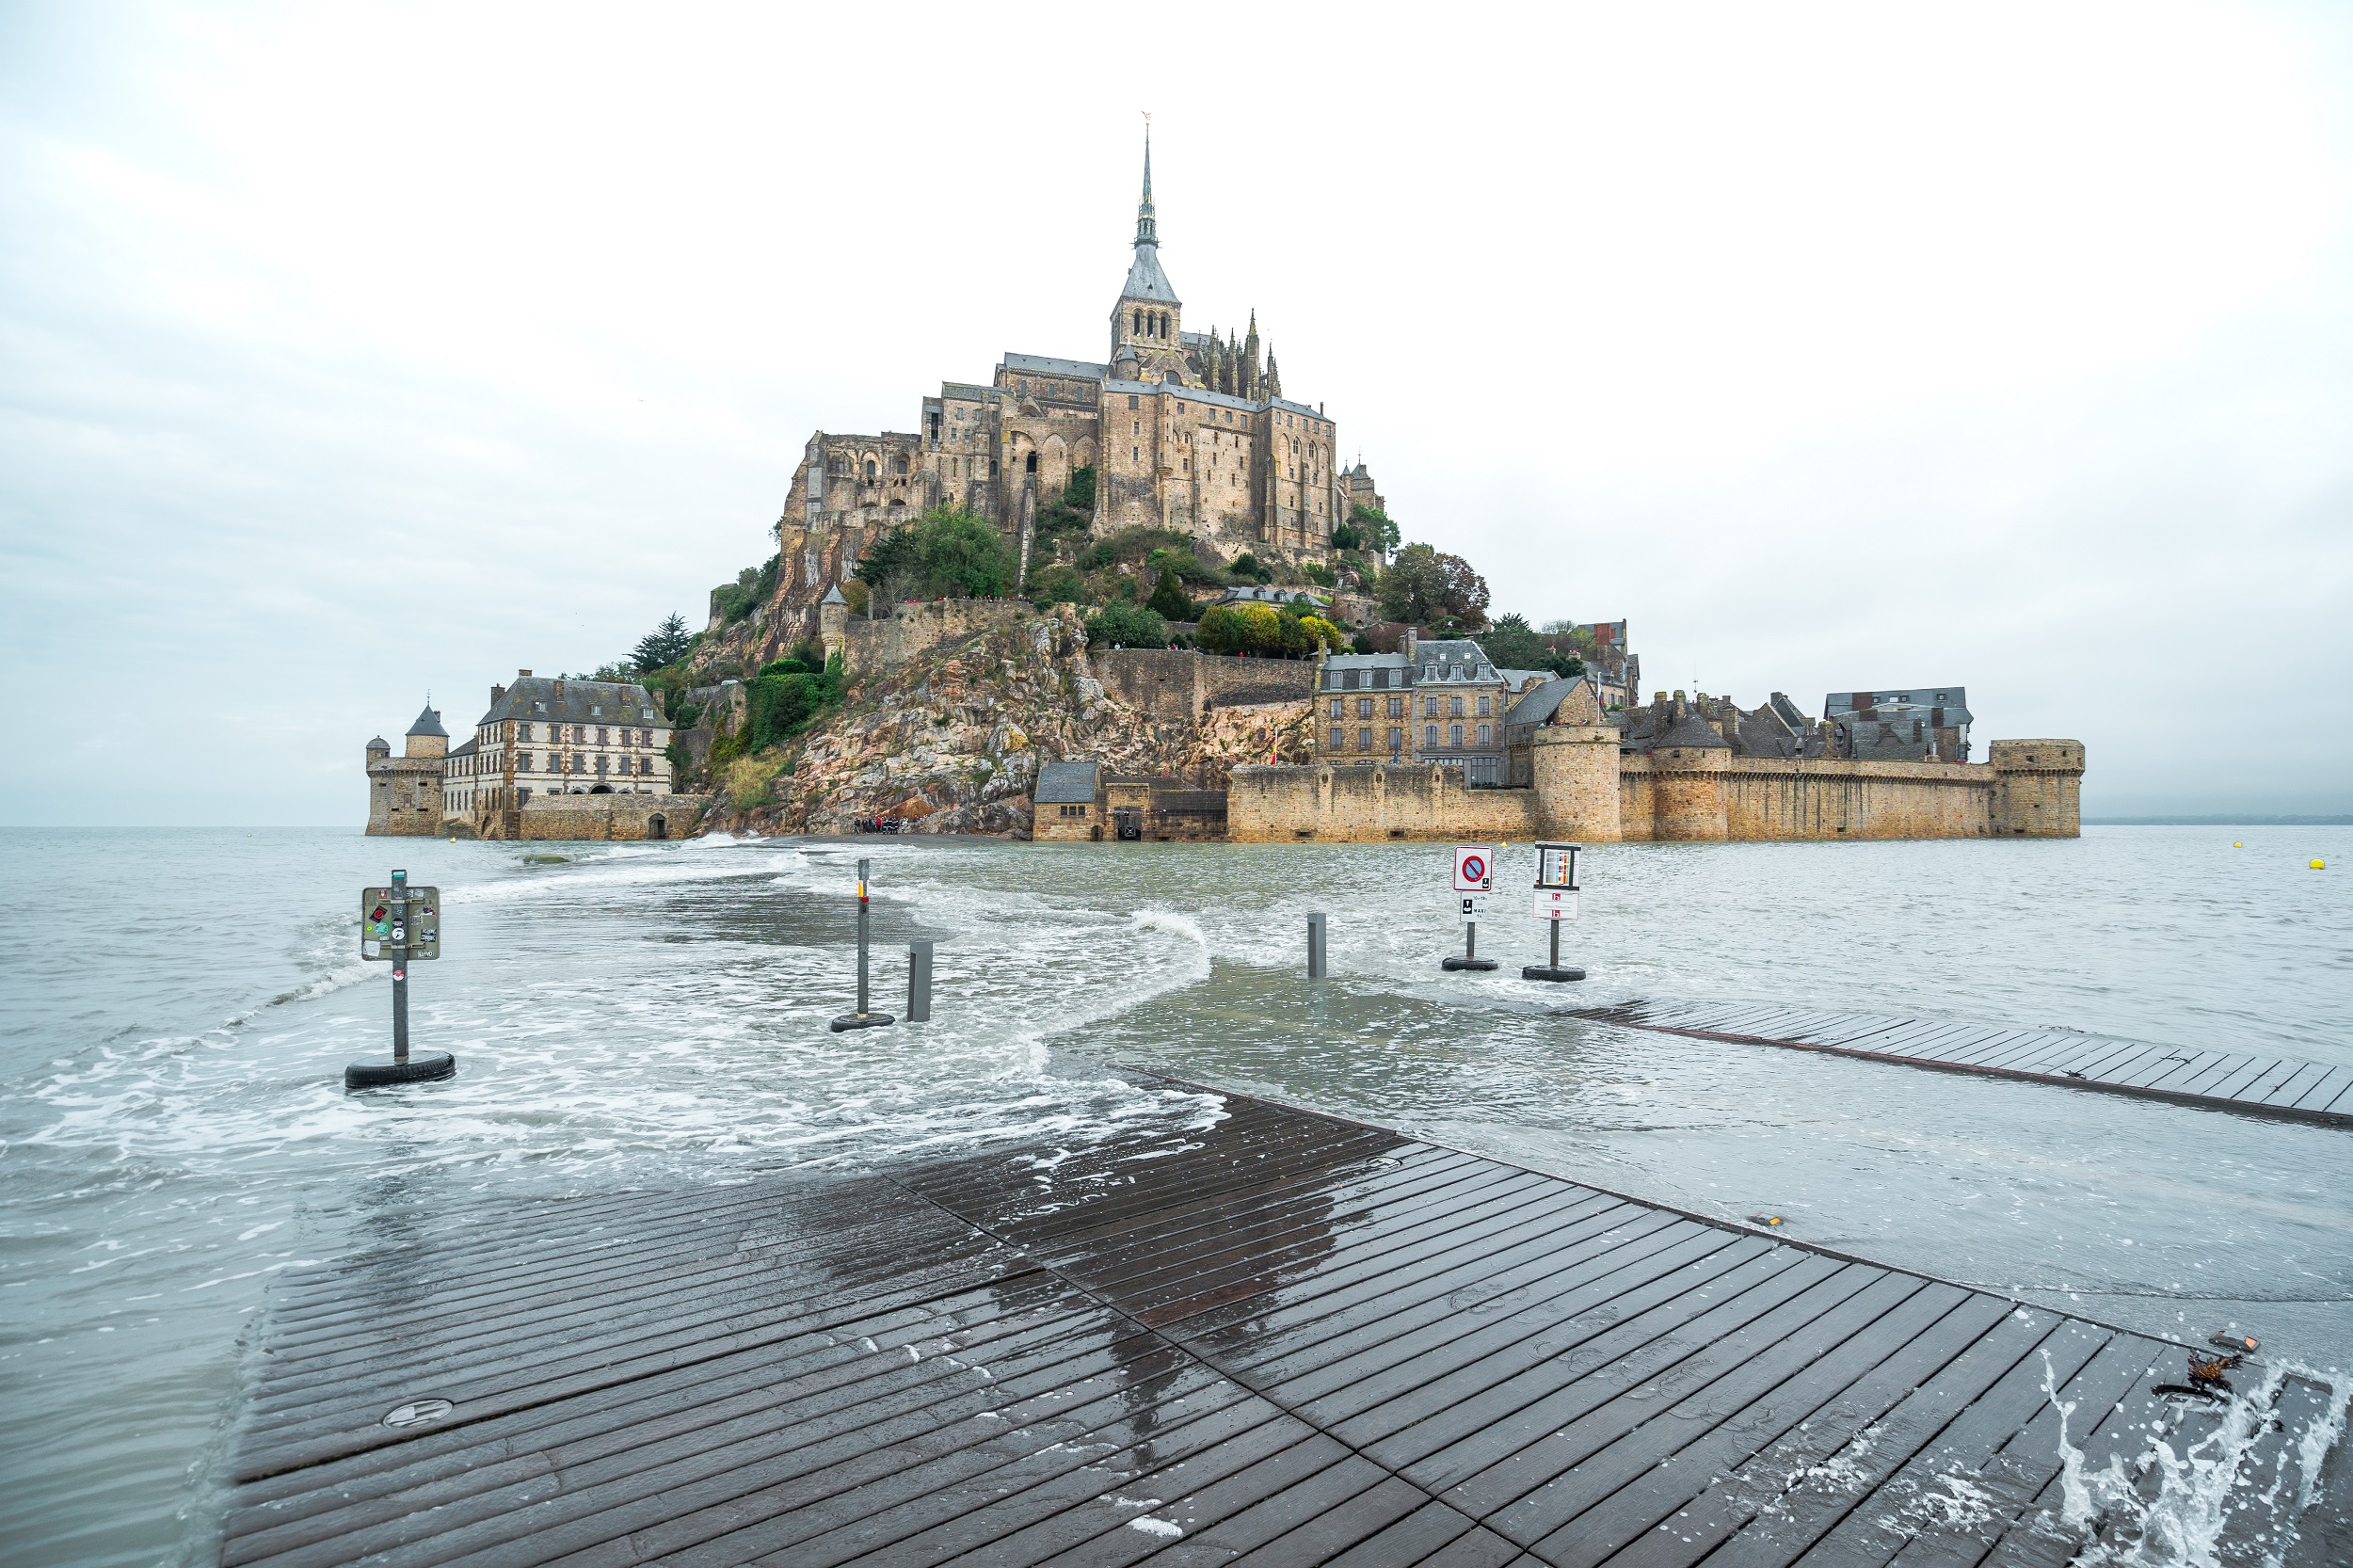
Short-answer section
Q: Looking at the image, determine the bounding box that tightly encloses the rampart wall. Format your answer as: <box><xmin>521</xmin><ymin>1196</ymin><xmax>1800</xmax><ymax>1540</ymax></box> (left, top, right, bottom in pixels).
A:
<box><xmin>1227</xmin><ymin>764</ymin><xmax>1542</xmax><ymax>841</ymax></box>
<box><xmin>840</xmin><ymin>600</ymin><xmax>1028</xmax><ymax>676</ymax></box>
<box><xmin>1092</xmin><ymin>648</ymin><xmax>1316</xmax><ymax>725</ymax></box>
<box><xmin>518</xmin><ymin>794</ymin><xmax>710</xmax><ymax>842</ymax></box>
<box><xmin>1231</xmin><ymin>742</ymin><xmax>2084</xmax><ymax>842</ymax></box>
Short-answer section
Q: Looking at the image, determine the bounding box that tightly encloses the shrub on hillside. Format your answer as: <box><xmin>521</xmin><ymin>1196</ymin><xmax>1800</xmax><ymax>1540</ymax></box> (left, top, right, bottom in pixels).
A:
<box><xmin>1084</xmin><ymin>603</ymin><xmax>1168</xmax><ymax>648</ymax></box>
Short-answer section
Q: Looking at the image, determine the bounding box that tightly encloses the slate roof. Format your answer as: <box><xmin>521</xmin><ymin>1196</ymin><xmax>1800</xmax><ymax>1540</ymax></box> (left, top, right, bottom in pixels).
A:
<box><xmin>477</xmin><ymin>677</ymin><xmax>663</xmax><ymax>728</ymax></box>
<box><xmin>1001</xmin><ymin>353</ymin><xmax>1107</xmax><ymax>380</ymax></box>
<box><xmin>1215</xmin><ymin>584</ymin><xmax>1326</xmax><ymax>607</ymax></box>
<box><xmin>1826</xmin><ymin>686</ymin><xmax>1968</xmax><ymax>717</ymax></box>
<box><xmin>366</xmin><ymin>736</ymin><xmax>390</xmax><ymax>751</ymax></box>
<box><xmin>1121</xmin><ymin>243</ymin><xmax>1179</xmax><ymax>305</ymax></box>
<box><xmin>1657</xmin><ymin>712</ymin><xmax>1733</xmax><ymax>750</ymax></box>
<box><xmin>447</xmin><ymin>736</ymin><xmax>479</xmax><ymax>759</ymax></box>
<box><xmin>1503</xmin><ymin>677</ymin><xmax>1588</xmax><ymax>728</ymax></box>
<box><xmin>1414</xmin><ymin>640</ymin><xmax>1500</xmax><ymax>684</ymax></box>
<box><xmin>821</xmin><ymin>584</ymin><xmax>846</xmax><ymax>605</ymax></box>
<box><xmin>407</xmin><ymin>704</ymin><xmax>447</xmax><ymax>738</ymax></box>
<box><xmin>1034</xmin><ymin>760</ymin><xmax>1100</xmax><ymax>805</ymax></box>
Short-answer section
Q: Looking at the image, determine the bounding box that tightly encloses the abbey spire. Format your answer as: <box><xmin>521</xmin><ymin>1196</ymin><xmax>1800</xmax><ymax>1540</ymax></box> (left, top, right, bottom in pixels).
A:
<box><xmin>1110</xmin><ymin>126</ymin><xmax>1181</xmax><ymax>375</ymax></box>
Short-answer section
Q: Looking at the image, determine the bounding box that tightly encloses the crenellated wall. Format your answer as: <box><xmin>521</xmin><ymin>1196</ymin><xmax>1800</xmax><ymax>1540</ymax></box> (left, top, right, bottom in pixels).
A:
<box><xmin>1231</xmin><ymin>738</ymin><xmax>2084</xmax><ymax>842</ymax></box>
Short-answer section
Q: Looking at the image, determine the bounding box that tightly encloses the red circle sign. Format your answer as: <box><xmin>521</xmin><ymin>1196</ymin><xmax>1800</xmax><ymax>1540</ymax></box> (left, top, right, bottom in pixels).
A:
<box><xmin>1461</xmin><ymin>855</ymin><xmax>1486</xmax><ymax>882</ymax></box>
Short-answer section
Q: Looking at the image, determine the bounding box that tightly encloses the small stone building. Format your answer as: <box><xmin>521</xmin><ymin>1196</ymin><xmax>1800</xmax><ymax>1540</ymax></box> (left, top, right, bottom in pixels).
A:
<box><xmin>365</xmin><ymin>704</ymin><xmax>449</xmax><ymax>837</ymax></box>
<box><xmin>1033</xmin><ymin>760</ymin><xmax>1104</xmax><ymax>840</ymax></box>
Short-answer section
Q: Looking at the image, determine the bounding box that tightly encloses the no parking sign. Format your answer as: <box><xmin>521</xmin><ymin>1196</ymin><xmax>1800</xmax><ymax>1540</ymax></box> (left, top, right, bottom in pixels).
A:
<box><xmin>1452</xmin><ymin>844</ymin><xmax>1494</xmax><ymax>892</ymax></box>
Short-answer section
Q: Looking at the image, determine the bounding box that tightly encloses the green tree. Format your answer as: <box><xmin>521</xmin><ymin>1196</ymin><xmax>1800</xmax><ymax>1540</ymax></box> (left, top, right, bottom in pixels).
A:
<box><xmin>1196</xmin><ymin>601</ymin><xmax>1285</xmax><ymax>654</ymax></box>
<box><xmin>1228</xmin><ymin>552</ymin><xmax>1273</xmax><ymax>584</ymax></box>
<box><xmin>632</xmin><ymin>613</ymin><xmax>694</xmax><ymax>671</ymax></box>
<box><xmin>914</xmin><ymin>506</ymin><xmax>1017</xmax><ymax>598</ymax></box>
<box><xmin>1084</xmin><ymin>602</ymin><xmax>1168</xmax><ymax>648</ymax></box>
<box><xmin>1377</xmin><ymin>543</ymin><xmax>1490</xmax><ymax>632</ymax></box>
<box><xmin>854</xmin><ymin>526</ymin><xmax>923</xmax><ymax>600</ymax></box>
<box><xmin>1145</xmin><ymin>565</ymin><xmax>1194</xmax><ymax>621</ymax></box>
<box><xmin>1329</xmin><ymin>520</ymin><xmax>1364</xmax><ymax>552</ymax></box>
<box><xmin>1349</xmin><ymin>503</ymin><xmax>1401</xmax><ymax>554</ymax></box>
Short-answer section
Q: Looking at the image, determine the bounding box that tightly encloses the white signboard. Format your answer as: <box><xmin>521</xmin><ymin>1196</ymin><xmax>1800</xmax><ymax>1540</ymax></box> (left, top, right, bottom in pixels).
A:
<box><xmin>1535</xmin><ymin>842</ymin><xmax>1581</xmax><ymax>891</ymax></box>
<box><xmin>1458</xmin><ymin>894</ymin><xmax>1488</xmax><ymax>923</ymax></box>
<box><xmin>1452</xmin><ymin>844</ymin><xmax>1495</xmax><ymax>893</ymax></box>
<box><xmin>1533</xmin><ymin>888</ymin><xmax>1580</xmax><ymax>920</ymax></box>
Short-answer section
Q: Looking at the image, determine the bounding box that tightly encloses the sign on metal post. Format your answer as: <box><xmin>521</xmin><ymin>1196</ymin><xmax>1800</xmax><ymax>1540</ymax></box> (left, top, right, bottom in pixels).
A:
<box><xmin>347</xmin><ymin>869</ymin><xmax>456</xmax><ymax>1087</ymax></box>
<box><xmin>1525</xmin><ymin>841</ymin><xmax>1587</xmax><ymax>983</ymax></box>
<box><xmin>1443</xmin><ymin>845</ymin><xmax>1498</xmax><ymax>971</ymax></box>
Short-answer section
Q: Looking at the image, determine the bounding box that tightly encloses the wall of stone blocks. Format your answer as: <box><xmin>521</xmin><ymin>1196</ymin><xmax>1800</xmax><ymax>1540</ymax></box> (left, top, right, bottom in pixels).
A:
<box><xmin>1091</xmin><ymin>648</ymin><xmax>1317</xmax><ymax>726</ymax></box>
<box><xmin>841</xmin><ymin>600</ymin><xmax>1031</xmax><ymax>675</ymax></box>
<box><xmin>1721</xmin><ymin>760</ymin><xmax>1997</xmax><ymax>840</ymax></box>
<box><xmin>520</xmin><ymin>794</ymin><xmax>710</xmax><ymax>842</ymax></box>
<box><xmin>1227</xmin><ymin>762</ymin><xmax>1542</xmax><ymax>841</ymax></box>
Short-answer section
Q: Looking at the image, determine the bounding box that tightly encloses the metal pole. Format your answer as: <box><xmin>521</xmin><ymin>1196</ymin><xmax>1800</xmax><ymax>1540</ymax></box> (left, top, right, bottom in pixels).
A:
<box><xmin>856</xmin><ymin>856</ymin><xmax>871</xmax><ymax>1018</ymax></box>
<box><xmin>391</xmin><ymin>868</ymin><xmax>409</xmax><ymax>1063</ymax></box>
<box><xmin>1465</xmin><ymin>920</ymin><xmax>1477</xmax><ymax>962</ymax></box>
<box><xmin>908</xmin><ymin>939</ymin><xmax>934</xmax><ymax>1021</ymax></box>
<box><xmin>1307</xmin><ymin>913</ymin><xmax>1326</xmax><ymax>979</ymax></box>
<box><xmin>1549</xmin><ymin>920</ymin><xmax>1560</xmax><ymax>971</ymax></box>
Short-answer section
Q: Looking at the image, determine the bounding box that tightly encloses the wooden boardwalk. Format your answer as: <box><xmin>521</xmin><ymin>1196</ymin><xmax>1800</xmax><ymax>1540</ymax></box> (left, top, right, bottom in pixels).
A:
<box><xmin>220</xmin><ymin>1084</ymin><xmax>2345</xmax><ymax>1567</ymax></box>
<box><xmin>1568</xmin><ymin>1000</ymin><xmax>2353</xmax><ymax>1128</ymax></box>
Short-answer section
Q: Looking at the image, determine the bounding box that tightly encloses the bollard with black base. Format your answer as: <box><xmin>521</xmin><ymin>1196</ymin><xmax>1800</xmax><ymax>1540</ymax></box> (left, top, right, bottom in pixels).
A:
<box><xmin>1522</xmin><ymin>840</ymin><xmax>1587</xmax><ymax>983</ymax></box>
<box><xmin>831</xmin><ymin>857</ymin><xmax>895</xmax><ymax>1032</ymax></box>
<box><xmin>906</xmin><ymin>939</ymin><xmax>934</xmax><ymax>1022</ymax></box>
<box><xmin>346</xmin><ymin>868</ymin><xmax>456</xmax><ymax>1087</ymax></box>
<box><xmin>1306</xmin><ymin>913</ymin><xmax>1327</xmax><ymax>979</ymax></box>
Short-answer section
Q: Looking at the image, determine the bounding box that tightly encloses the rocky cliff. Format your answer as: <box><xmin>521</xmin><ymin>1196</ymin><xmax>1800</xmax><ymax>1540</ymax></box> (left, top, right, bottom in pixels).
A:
<box><xmin>697</xmin><ymin>606</ymin><xmax>1312</xmax><ymax>838</ymax></box>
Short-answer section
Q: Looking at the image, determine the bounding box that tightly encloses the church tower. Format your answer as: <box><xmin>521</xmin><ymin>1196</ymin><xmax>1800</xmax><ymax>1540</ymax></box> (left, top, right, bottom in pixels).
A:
<box><xmin>1108</xmin><ymin>131</ymin><xmax>1184</xmax><ymax>382</ymax></box>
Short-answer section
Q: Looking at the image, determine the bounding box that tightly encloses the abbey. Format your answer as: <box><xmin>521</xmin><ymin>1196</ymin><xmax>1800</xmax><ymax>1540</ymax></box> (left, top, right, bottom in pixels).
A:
<box><xmin>772</xmin><ymin>138</ymin><xmax>1363</xmax><ymax>600</ymax></box>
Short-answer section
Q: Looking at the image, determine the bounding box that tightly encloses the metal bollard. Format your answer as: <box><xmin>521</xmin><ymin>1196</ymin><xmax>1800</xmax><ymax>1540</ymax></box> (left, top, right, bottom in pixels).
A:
<box><xmin>907</xmin><ymin>939</ymin><xmax>934</xmax><ymax>1022</ymax></box>
<box><xmin>1306</xmin><ymin>914</ymin><xmax>1327</xmax><ymax>980</ymax></box>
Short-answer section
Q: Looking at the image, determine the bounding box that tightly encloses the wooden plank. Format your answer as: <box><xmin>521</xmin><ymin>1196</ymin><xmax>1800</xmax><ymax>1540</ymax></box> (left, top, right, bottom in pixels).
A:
<box><xmin>2289</xmin><ymin>1064</ymin><xmax>2353</xmax><ymax>1113</ymax></box>
<box><xmin>219</xmin><ymin>1081</ymin><xmax>2331</xmax><ymax>1568</ymax></box>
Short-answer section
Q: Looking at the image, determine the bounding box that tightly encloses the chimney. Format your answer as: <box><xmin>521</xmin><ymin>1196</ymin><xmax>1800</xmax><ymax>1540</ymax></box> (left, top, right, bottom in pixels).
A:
<box><xmin>518</xmin><ymin>668</ymin><xmax>533</xmax><ymax>679</ymax></box>
<box><xmin>553</xmin><ymin>679</ymin><xmax>566</xmax><ymax>701</ymax></box>
<box><xmin>1402</xmin><ymin>626</ymin><xmax>1417</xmax><ymax>663</ymax></box>
<box><xmin>491</xmin><ymin>684</ymin><xmax>505</xmax><ymax>709</ymax></box>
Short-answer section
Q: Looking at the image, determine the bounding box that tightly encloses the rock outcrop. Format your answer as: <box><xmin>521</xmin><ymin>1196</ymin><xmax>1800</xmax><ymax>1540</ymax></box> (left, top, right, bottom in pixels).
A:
<box><xmin>696</xmin><ymin>606</ymin><xmax>1312</xmax><ymax>838</ymax></box>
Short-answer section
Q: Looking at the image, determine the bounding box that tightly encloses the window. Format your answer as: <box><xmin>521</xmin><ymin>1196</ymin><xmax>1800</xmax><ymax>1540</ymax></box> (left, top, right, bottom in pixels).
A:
<box><xmin>1450</xmin><ymin>723</ymin><xmax>1465</xmax><ymax>748</ymax></box>
<box><xmin>1477</xmin><ymin>724</ymin><xmax>1492</xmax><ymax>746</ymax></box>
<box><xmin>1423</xmin><ymin>696</ymin><xmax>1439</xmax><ymax>717</ymax></box>
<box><xmin>1388</xmin><ymin>726</ymin><xmax>1403</xmax><ymax>752</ymax></box>
<box><xmin>1328</xmin><ymin>698</ymin><xmax>1343</xmax><ymax>718</ymax></box>
<box><xmin>1450</xmin><ymin>696</ymin><xmax>1465</xmax><ymax>717</ymax></box>
<box><xmin>1356</xmin><ymin>697</ymin><xmax>1373</xmax><ymax>718</ymax></box>
<box><xmin>1387</xmin><ymin>696</ymin><xmax>1403</xmax><ymax>718</ymax></box>
<box><xmin>1128</xmin><ymin>394</ymin><xmax>1139</xmax><ymax>409</ymax></box>
<box><xmin>1424</xmin><ymin>724</ymin><xmax>1439</xmax><ymax>747</ymax></box>
<box><xmin>1330</xmin><ymin>726</ymin><xmax>1344</xmax><ymax>749</ymax></box>
<box><xmin>1476</xmin><ymin>696</ymin><xmax>1491</xmax><ymax>717</ymax></box>
<box><xmin>596</xmin><ymin>727</ymin><xmax>608</xmax><ymax>744</ymax></box>
<box><xmin>1357</xmin><ymin>727</ymin><xmax>1372</xmax><ymax>751</ymax></box>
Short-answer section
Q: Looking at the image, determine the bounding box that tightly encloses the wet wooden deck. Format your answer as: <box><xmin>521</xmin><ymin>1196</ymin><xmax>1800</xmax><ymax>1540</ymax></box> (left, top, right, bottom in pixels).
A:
<box><xmin>220</xmin><ymin>1083</ymin><xmax>2343</xmax><ymax>1567</ymax></box>
<box><xmin>1569</xmin><ymin>1000</ymin><xmax>2353</xmax><ymax>1129</ymax></box>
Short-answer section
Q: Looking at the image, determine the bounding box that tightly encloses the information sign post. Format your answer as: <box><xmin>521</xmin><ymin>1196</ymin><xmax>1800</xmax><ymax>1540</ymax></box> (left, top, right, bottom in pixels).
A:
<box><xmin>1523</xmin><ymin>841</ymin><xmax>1587</xmax><ymax>983</ymax></box>
<box><xmin>1442</xmin><ymin>845</ymin><xmax>1498</xmax><ymax>972</ymax></box>
<box><xmin>346</xmin><ymin>868</ymin><xmax>457</xmax><ymax>1087</ymax></box>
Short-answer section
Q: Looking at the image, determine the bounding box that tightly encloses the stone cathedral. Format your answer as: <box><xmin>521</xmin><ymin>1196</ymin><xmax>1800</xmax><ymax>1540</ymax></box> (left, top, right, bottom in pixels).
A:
<box><xmin>772</xmin><ymin>138</ymin><xmax>1380</xmax><ymax>600</ymax></box>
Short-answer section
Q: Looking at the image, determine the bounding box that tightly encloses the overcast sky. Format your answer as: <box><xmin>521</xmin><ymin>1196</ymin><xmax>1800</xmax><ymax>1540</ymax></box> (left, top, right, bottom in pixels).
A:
<box><xmin>4</xmin><ymin>1</ymin><xmax>2350</xmax><ymax>824</ymax></box>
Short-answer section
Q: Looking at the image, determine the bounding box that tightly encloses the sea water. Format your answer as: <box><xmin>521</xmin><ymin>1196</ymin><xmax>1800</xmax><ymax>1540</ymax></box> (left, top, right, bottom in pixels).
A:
<box><xmin>0</xmin><ymin>824</ymin><xmax>2346</xmax><ymax>1566</ymax></box>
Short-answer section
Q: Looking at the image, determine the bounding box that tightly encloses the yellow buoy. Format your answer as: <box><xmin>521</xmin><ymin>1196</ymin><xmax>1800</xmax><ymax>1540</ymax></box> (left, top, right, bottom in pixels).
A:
<box><xmin>2313</xmin><ymin>859</ymin><xmax>2327</xmax><ymax>870</ymax></box>
<box><xmin>2233</xmin><ymin>841</ymin><xmax>2242</xmax><ymax>848</ymax></box>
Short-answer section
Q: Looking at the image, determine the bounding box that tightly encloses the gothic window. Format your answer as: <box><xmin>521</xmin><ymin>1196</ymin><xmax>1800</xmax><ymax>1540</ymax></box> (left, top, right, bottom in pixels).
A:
<box><xmin>1026</xmin><ymin>452</ymin><xmax>1037</xmax><ymax>474</ymax></box>
<box><xmin>864</xmin><ymin>458</ymin><xmax>878</xmax><ymax>482</ymax></box>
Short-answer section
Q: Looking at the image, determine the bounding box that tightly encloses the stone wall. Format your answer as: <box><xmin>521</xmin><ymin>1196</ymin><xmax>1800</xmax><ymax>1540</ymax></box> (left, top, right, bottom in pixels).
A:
<box><xmin>840</xmin><ymin>599</ymin><xmax>1031</xmax><ymax>676</ymax></box>
<box><xmin>1231</xmin><ymin>743</ymin><xmax>2084</xmax><ymax>844</ymax></box>
<box><xmin>1092</xmin><ymin>648</ymin><xmax>1316</xmax><ymax>726</ymax></box>
<box><xmin>520</xmin><ymin>794</ymin><xmax>711</xmax><ymax>842</ymax></box>
<box><xmin>1227</xmin><ymin>763</ymin><xmax>1542</xmax><ymax>841</ymax></box>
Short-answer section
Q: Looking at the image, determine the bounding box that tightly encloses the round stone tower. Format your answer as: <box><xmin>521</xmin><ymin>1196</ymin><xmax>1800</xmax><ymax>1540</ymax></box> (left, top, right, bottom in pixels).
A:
<box><xmin>1532</xmin><ymin>724</ymin><xmax>1623</xmax><ymax>841</ymax></box>
<box><xmin>1990</xmin><ymin>740</ymin><xmax>2086</xmax><ymax>837</ymax></box>
<box><xmin>1647</xmin><ymin>711</ymin><xmax>1734</xmax><ymax>840</ymax></box>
